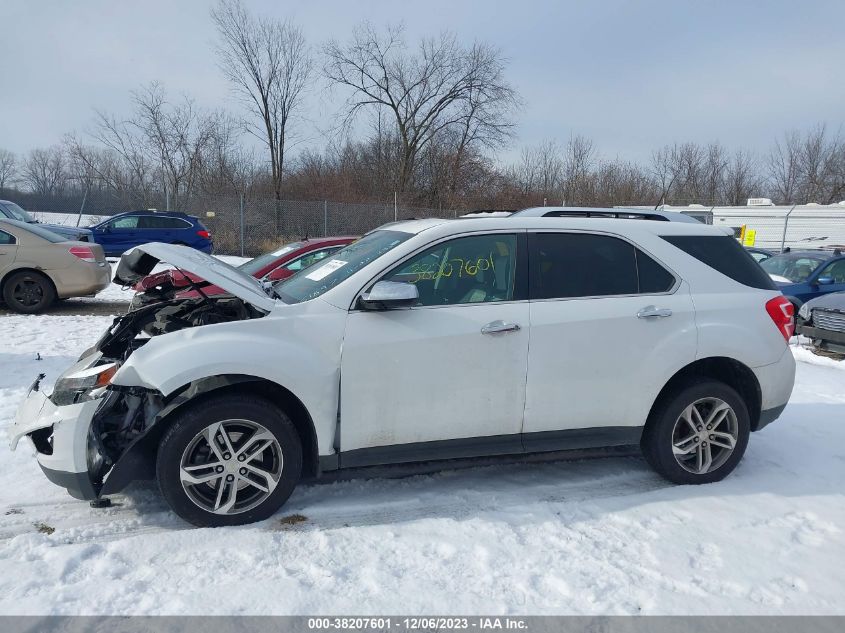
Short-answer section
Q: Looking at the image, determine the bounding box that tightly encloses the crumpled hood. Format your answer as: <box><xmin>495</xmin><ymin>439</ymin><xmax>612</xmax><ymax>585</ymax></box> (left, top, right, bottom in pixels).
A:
<box><xmin>114</xmin><ymin>243</ymin><xmax>276</xmax><ymax>311</ymax></box>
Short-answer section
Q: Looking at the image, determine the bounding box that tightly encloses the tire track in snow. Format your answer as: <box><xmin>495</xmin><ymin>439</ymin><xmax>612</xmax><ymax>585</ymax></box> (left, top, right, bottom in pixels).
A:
<box><xmin>2</xmin><ymin>454</ymin><xmax>665</xmax><ymax>543</ymax></box>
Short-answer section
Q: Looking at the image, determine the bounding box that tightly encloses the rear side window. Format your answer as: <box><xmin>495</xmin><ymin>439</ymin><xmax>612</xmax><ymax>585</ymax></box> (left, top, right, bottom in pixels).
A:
<box><xmin>530</xmin><ymin>233</ymin><xmax>638</xmax><ymax>299</ymax></box>
<box><xmin>662</xmin><ymin>235</ymin><xmax>776</xmax><ymax>290</ymax></box>
<box><xmin>139</xmin><ymin>216</ymin><xmax>191</xmax><ymax>229</ymax></box>
<box><xmin>637</xmin><ymin>250</ymin><xmax>675</xmax><ymax>293</ymax></box>
<box><xmin>4</xmin><ymin>220</ymin><xmax>67</xmax><ymax>243</ymax></box>
<box><xmin>0</xmin><ymin>229</ymin><xmax>16</xmax><ymax>245</ymax></box>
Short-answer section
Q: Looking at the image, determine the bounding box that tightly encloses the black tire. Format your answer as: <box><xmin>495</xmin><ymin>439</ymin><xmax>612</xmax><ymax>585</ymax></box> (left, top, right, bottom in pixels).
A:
<box><xmin>156</xmin><ymin>394</ymin><xmax>302</xmax><ymax>527</ymax></box>
<box><xmin>2</xmin><ymin>270</ymin><xmax>56</xmax><ymax>314</ymax></box>
<box><xmin>641</xmin><ymin>380</ymin><xmax>750</xmax><ymax>485</ymax></box>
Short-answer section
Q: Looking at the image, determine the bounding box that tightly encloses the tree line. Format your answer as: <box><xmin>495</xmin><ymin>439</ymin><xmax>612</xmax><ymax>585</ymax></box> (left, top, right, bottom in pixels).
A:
<box><xmin>1</xmin><ymin>0</ymin><xmax>843</xmax><ymax>212</ymax></box>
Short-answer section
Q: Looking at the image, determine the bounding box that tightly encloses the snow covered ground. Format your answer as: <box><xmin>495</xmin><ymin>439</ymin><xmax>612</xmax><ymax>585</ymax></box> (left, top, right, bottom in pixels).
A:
<box><xmin>0</xmin><ymin>302</ymin><xmax>843</xmax><ymax>615</ymax></box>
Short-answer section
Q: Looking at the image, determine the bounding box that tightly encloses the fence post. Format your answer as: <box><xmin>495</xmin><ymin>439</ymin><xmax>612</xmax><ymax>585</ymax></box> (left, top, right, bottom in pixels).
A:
<box><xmin>394</xmin><ymin>191</ymin><xmax>398</xmax><ymax>222</ymax></box>
<box><xmin>323</xmin><ymin>200</ymin><xmax>328</xmax><ymax>237</ymax></box>
<box><xmin>779</xmin><ymin>204</ymin><xmax>797</xmax><ymax>253</ymax></box>
<box><xmin>76</xmin><ymin>186</ymin><xmax>88</xmax><ymax>227</ymax></box>
<box><xmin>239</xmin><ymin>193</ymin><xmax>245</xmax><ymax>258</ymax></box>
<box><xmin>165</xmin><ymin>185</ymin><xmax>170</xmax><ymax>212</ymax></box>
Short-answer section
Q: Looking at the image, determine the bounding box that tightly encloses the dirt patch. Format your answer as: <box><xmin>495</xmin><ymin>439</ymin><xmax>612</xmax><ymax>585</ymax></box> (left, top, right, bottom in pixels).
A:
<box><xmin>33</xmin><ymin>522</ymin><xmax>55</xmax><ymax>535</ymax></box>
<box><xmin>278</xmin><ymin>513</ymin><xmax>308</xmax><ymax>528</ymax></box>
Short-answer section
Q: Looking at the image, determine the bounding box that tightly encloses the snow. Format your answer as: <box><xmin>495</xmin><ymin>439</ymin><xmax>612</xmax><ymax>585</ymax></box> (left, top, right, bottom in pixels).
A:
<box><xmin>0</xmin><ymin>303</ymin><xmax>843</xmax><ymax>615</ymax></box>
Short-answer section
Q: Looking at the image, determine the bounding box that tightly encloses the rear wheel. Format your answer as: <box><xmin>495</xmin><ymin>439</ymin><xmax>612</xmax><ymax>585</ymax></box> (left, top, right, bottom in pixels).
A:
<box><xmin>156</xmin><ymin>394</ymin><xmax>302</xmax><ymax>527</ymax></box>
<box><xmin>2</xmin><ymin>270</ymin><xmax>56</xmax><ymax>313</ymax></box>
<box><xmin>641</xmin><ymin>380</ymin><xmax>750</xmax><ymax>485</ymax></box>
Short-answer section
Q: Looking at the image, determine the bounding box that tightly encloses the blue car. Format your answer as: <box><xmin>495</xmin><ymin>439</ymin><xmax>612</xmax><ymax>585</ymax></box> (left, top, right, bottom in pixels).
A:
<box><xmin>0</xmin><ymin>199</ymin><xmax>93</xmax><ymax>242</ymax></box>
<box><xmin>759</xmin><ymin>249</ymin><xmax>845</xmax><ymax>307</ymax></box>
<box><xmin>90</xmin><ymin>210</ymin><xmax>213</xmax><ymax>257</ymax></box>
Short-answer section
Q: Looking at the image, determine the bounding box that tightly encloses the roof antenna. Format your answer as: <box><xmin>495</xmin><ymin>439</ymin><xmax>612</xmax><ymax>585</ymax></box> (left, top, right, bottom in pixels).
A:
<box><xmin>654</xmin><ymin>174</ymin><xmax>677</xmax><ymax>210</ymax></box>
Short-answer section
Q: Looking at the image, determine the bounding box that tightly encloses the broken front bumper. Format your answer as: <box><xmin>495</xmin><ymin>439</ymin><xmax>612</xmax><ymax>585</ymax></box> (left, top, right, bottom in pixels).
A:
<box><xmin>10</xmin><ymin>389</ymin><xmax>102</xmax><ymax>500</ymax></box>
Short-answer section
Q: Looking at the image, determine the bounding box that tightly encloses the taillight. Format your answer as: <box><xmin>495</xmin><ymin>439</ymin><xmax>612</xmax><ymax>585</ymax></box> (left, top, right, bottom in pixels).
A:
<box><xmin>197</xmin><ymin>230</ymin><xmax>211</xmax><ymax>239</ymax></box>
<box><xmin>68</xmin><ymin>246</ymin><xmax>97</xmax><ymax>263</ymax></box>
<box><xmin>765</xmin><ymin>296</ymin><xmax>795</xmax><ymax>342</ymax></box>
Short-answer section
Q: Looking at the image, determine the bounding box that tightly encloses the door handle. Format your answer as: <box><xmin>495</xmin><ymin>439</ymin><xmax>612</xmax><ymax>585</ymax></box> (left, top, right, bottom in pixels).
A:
<box><xmin>481</xmin><ymin>320</ymin><xmax>521</xmax><ymax>335</ymax></box>
<box><xmin>637</xmin><ymin>306</ymin><xmax>673</xmax><ymax>319</ymax></box>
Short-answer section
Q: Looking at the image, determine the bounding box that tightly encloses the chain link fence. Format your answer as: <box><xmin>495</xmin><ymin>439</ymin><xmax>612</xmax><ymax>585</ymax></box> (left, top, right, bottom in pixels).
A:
<box><xmin>0</xmin><ymin>190</ymin><xmax>457</xmax><ymax>256</ymax></box>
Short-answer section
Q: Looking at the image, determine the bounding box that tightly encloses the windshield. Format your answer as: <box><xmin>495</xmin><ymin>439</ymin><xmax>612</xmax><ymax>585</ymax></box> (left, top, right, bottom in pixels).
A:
<box><xmin>238</xmin><ymin>242</ymin><xmax>303</xmax><ymax>276</ymax></box>
<box><xmin>1</xmin><ymin>202</ymin><xmax>35</xmax><ymax>223</ymax></box>
<box><xmin>276</xmin><ymin>230</ymin><xmax>412</xmax><ymax>304</ymax></box>
<box><xmin>760</xmin><ymin>254</ymin><xmax>824</xmax><ymax>283</ymax></box>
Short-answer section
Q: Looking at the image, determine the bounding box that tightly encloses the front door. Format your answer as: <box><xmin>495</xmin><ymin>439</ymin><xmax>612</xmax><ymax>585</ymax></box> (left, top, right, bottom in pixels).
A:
<box><xmin>339</xmin><ymin>232</ymin><xmax>529</xmax><ymax>466</ymax></box>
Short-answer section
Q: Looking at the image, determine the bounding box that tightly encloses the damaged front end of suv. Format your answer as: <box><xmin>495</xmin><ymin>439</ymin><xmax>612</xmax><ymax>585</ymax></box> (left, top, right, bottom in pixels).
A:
<box><xmin>10</xmin><ymin>244</ymin><xmax>274</xmax><ymax>501</ymax></box>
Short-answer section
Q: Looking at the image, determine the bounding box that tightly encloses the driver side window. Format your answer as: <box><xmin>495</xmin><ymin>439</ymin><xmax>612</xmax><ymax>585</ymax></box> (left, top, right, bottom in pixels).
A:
<box><xmin>382</xmin><ymin>233</ymin><xmax>518</xmax><ymax>307</ymax></box>
<box><xmin>819</xmin><ymin>259</ymin><xmax>845</xmax><ymax>283</ymax></box>
<box><xmin>109</xmin><ymin>216</ymin><xmax>139</xmax><ymax>229</ymax></box>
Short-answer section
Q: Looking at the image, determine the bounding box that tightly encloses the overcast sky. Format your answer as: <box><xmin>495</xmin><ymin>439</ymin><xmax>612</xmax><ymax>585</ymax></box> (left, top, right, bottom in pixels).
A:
<box><xmin>1</xmin><ymin>0</ymin><xmax>843</xmax><ymax>165</ymax></box>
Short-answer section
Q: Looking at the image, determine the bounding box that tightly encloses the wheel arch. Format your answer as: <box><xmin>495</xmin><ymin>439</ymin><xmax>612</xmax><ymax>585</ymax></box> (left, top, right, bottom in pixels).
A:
<box><xmin>100</xmin><ymin>374</ymin><xmax>320</xmax><ymax>496</ymax></box>
<box><xmin>647</xmin><ymin>357</ymin><xmax>763</xmax><ymax>431</ymax></box>
<box><xmin>0</xmin><ymin>266</ymin><xmax>59</xmax><ymax>308</ymax></box>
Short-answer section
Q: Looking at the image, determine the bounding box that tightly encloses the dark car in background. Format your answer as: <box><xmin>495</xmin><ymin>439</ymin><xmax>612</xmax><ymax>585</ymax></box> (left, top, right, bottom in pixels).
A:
<box><xmin>760</xmin><ymin>249</ymin><xmax>845</xmax><ymax>308</ymax></box>
<box><xmin>796</xmin><ymin>291</ymin><xmax>845</xmax><ymax>354</ymax></box>
<box><xmin>90</xmin><ymin>210</ymin><xmax>212</xmax><ymax>257</ymax></box>
<box><xmin>0</xmin><ymin>200</ymin><xmax>93</xmax><ymax>242</ymax></box>
<box><xmin>745</xmin><ymin>247</ymin><xmax>774</xmax><ymax>263</ymax></box>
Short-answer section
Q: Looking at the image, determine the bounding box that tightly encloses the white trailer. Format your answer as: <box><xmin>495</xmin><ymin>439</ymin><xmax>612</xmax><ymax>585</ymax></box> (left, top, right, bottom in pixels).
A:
<box><xmin>624</xmin><ymin>200</ymin><xmax>845</xmax><ymax>251</ymax></box>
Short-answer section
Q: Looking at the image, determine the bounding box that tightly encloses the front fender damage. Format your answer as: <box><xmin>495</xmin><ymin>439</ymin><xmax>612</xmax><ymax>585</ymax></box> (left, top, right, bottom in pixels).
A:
<box><xmin>91</xmin><ymin>376</ymin><xmax>261</xmax><ymax>496</ymax></box>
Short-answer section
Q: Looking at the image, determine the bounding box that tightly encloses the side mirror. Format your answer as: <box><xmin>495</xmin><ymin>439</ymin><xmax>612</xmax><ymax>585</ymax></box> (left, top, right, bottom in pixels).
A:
<box><xmin>359</xmin><ymin>281</ymin><xmax>419</xmax><ymax>310</ymax></box>
<box><xmin>817</xmin><ymin>276</ymin><xmax>834</xmax><ymax>285</ymax></box>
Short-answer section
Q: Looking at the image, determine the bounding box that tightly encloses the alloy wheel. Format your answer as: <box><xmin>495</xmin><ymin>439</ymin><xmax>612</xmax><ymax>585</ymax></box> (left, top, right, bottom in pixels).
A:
<box><xmin>12</xmin><ymin>278</ymin><xmax>44</xmax><ymax>307</ymax></box>
<box><xmin>671</xmin><ymin>397</ymin><xmax>739</xmax><ymax>475</ymax></box>
<box><xmin>179</xmin><ymin>419</ymin><xmax>283</xmax><ymax>515</ymax></box>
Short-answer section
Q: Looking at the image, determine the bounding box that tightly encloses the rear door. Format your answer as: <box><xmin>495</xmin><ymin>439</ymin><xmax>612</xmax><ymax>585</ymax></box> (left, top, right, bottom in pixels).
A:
<box><xmin>522</xmin><ymin>231</ymin><xmax>697</xmax><ymax>449</ymax></box>
<box><xmin>0</xmin><ymin>228</ymin><xmax>17</xmax><ymax>277</ymax></box>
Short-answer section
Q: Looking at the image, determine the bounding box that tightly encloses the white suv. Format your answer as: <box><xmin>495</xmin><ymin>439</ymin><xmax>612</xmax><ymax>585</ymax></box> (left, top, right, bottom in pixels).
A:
<box><xmin>11</xmin><ymin>215</ymin><xmax>796</xmax><ymax>526</ymax></box>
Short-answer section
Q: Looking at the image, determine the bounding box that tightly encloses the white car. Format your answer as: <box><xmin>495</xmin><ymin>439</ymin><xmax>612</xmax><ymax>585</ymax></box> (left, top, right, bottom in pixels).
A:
<box><xmin>10</xmin><ymin>215</ymin><xmax>796</xmax><ymax>526</ymax></box>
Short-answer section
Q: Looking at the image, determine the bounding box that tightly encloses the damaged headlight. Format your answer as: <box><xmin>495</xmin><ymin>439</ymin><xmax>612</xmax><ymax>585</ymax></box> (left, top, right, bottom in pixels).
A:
<box><xmin>51</xmin><ymin>362</ymin><xmax>119</xmax><ymax>406</ymax></box>
<box><xmin>798</xmin><ymin>303</ymin><xmax>811</xmax><ymax>322</ymax></box>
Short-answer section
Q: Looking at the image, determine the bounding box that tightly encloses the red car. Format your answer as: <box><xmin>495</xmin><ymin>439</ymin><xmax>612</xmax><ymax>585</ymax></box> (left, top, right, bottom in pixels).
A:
<box><xmin>132</xmin><ymin>236</ymin><xmax>356</xmax><ymax>303</ymax></box>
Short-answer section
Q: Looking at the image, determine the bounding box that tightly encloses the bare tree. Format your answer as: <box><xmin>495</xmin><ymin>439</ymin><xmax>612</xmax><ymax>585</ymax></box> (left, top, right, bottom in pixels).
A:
<box><xmin>211</xmin><ymin>0</ymin><xmax>312</xmax><ymax>202</ymax></box>
<box><xmin>0</xmin><ymin>149</ymin><xmax>16</xmax><ymax>191</ymax></box>
<box><xmin>723</xmin><ymin>149</ymin><xmax>760</xmax><ymax>205</ymax></box>
<box><xmin>561</xmin><ymin>135</ymin><xmax>595</xmax><ymax>205</ymax></box>
<box><xmin>324</xmin><ymin>24</ymin><xmax>518</xmax><ymax>193</ymax></box>
<box><xmin>132</xmin><ymin>83</ymin><xmax>214</xmax><ymax>208</ymax></box>
<box><xmin>21</xmin><ymin>146</ymin><xmax>67</xmax><ymax>195</ymax></box>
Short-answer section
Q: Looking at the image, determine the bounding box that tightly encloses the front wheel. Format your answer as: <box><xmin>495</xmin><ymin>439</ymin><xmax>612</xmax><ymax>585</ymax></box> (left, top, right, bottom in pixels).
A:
<box><xmin>641</xmin><ymin>380</ymin><xmax>750</xmax><ymax>485</ymax></box>
<box><xmin>156</xmin><ymin>394</ymin><xmax>302</xmax><ymax>527</ymax></box>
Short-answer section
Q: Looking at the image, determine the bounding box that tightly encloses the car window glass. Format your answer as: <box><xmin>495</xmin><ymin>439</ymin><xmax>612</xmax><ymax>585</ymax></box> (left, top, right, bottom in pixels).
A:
<box><xmin>284</xmin><ymin>247</ymin><xmax>341</xmax><ymax>272</ymax></box>
<box><xmin>0</xmin><ymin>202</ymin><xmax>34</xmax><ymax>222</ymax></box>
<box><xmin>531</xmin><ymin>233</ymin><xmax>638</xmax><ymax>299</ymax></box>
<box><xmin>636</xmin><ymin>249</ymin><xmax>676</xmax><ymax>293</ymax></box>
<box><xmin>666</xmin><ymin>235</ymin><xmax>777</xmax><ymax>290</ymax></box>
<box><xmin>110</xmin><ymin>216</ymin><xmax>139</xmax><ymax>229</ymax></box>
<box><xmin>0</xmin><ymin>229</ymin><xmax>16</xmax><ymax>245</ymax></box>
<box><xmin>760</xmin><ymin>255</ymin><xmax>824</xmax><ymax>283</ymax></box>
<box><xmin>276</xmin><ymin>229</ymin><xmax>412</xmax><ymax>304</ymax></box>
<box><xmin>382</xmin><ymin>233</ymin><xmax>518</xmax><ymax>307</ymax></box>
<box><xmin>819</xmin><ymin>259</ymin><xmax>845</xmax><ymax>283</ymax></box>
